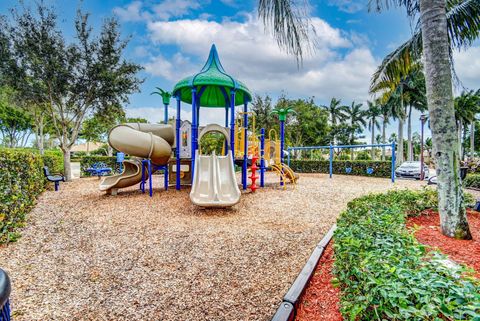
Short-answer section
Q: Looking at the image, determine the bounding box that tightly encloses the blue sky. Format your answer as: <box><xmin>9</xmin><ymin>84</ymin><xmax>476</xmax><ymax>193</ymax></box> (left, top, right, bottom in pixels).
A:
<box><xmin>1</xmin><ymin>0</ymin><xmax>480</xmax><ymax>140</ymax></box>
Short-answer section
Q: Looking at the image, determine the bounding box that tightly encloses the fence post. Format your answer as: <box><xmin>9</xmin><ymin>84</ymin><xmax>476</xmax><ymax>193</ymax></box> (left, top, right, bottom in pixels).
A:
<box><xmin>329</xmin><ymin>144</ymin><xmax>333</xmax><ymax>179</ymax></box>
<box><xmin>391</xmin><ymin>142</ymin><xmax>396</xmax><ymax>183</ymax></box>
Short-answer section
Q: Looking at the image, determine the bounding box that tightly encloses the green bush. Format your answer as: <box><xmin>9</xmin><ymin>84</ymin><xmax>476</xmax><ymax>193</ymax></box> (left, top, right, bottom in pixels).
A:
<box><xmin>464</xmin><ymin>173</ymin><xmax>480</xmax><ymax>189</ymax></box>
<box><xmin>355</xmin><ymin>150</ymin><xmax>372</xmax><ymax>160</ymax></box>
<box><xmin>289</xmin><ymin>160</ymin><xmax>392</xmax><ymax>178</ymax></box>
<box><xmin>0</xmin><ymin>148</ymin><xmax>45</xmax><ymax>243</ymax></box>
<box><xmin>334</xmin><ymin>189</ymin><xmax>480</xmax><ymax>321</ymax></box>
<box><xmin>42</xmin><ymin>149</ymin><xmax>64</xmax><ymax>174</ymax></box>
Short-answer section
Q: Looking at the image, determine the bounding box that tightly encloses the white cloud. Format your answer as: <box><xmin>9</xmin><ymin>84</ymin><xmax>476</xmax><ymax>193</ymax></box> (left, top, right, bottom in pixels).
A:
<box><xmin>113</xmin><ymin>1</ymin><xmax>150</xmax><ymax>22</ymax></box>
<box><xmin>328</xmin><ymin>0</ymin><xmax>364</xmax><ymax>13</ymax></box>
<box><xmin>152</xmin><ymin>0</ymin><xmax>202</xmax><ymax>20</ymax></box>
<box><xmin>453</xmin><ymin>46</ymin><xmax>480</xmax><ymax>91</ymax></box>
<box><xmin>113</xmin><ymin>0</ymin><xmax>205</xmax><ymax>22</ymax></box>
<box><xmin>145</xmin><ymin>14</ymin><xmax>376</xmax><ymax>102</ymax></box>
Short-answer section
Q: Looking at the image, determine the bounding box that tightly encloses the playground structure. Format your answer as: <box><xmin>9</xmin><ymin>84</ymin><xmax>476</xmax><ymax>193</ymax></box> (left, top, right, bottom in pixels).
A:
<box><xmin>286</xmin><ymin>142</ymin><xmax>397</xmax><ymax>182</ymax></box>
<box><xmin>98</xmin><ymin>44</ymin><xmax>298</xmax><ymax>206</ymax></box>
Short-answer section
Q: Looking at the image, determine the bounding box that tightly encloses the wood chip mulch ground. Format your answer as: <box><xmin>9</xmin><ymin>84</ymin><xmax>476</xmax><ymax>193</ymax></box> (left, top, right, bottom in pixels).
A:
<box><xmin>407</xmin><ymin>209</ymin><xmax>480</xmax><ymax>274</ymax></box>
<box><xmin>0</xmin><ymin>173</ymin><xmax>423</xmax><ymax>321</ymax></box>
<box><xmin>294</xmin><ymin>242</ymin><xmax>342</xmax><ymax>321</ymax></box>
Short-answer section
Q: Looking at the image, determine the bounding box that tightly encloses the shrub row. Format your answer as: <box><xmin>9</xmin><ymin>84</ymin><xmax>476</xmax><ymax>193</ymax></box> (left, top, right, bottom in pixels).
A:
<box><xmin>0</xmin><ymin>149</ymin><xmax>44</xmax><ymax>243</ymax></box>
<box><xmin>289</xmin><ymin>160</ymin><xmax>392</xmax><ymax>178</ymax></box>
<box><xmin>333</xmin><ymin>189</ymin><xmax>480</xmax><ymax>320</ymax></box>
<box><xmin>463</xmin><ymin>173</ymin><xmax>480</xmax><ymax>189</ymax></box>
<box><xmin>0</xmin><ymin>148</ymin><xmax>64</xmax><ymax>243</ymax></box>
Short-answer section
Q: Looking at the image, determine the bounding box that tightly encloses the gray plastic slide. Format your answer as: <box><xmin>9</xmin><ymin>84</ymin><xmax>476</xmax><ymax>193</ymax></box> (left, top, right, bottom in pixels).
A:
<box><xmin>99</xmin><ymin>123</ymin><xmax>174</xmax><ymax>194</ymax></box>
<box><xmin>190</xmin><ymin>124</ymin><xmax>241</xmax><ymax>207</ymax></box>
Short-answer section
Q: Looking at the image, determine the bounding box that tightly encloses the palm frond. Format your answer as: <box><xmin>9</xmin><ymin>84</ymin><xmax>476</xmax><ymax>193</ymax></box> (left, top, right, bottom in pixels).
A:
<box><xmin>370</xmin><ymin>0</ymin><xmax>480</xmax><ymax>92</ymax></box>
<box><xmin>258</xmin><ymin>0</ymin><xmax>313</xmax><ymax>64</ymax></box>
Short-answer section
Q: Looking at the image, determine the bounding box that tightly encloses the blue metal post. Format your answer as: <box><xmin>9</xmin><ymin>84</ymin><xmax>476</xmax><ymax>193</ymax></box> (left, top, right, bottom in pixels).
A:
<box><xmin>230</xmin><ymin>89</ymin><xmax>236</xmax><ymax>162</ymax></box>
<box><xmin>280</xmin><ymin>119</ymin><xmax>285</xmax><ymax>186</ymax></box>
<box><xmin>191</xmin><ymin>88</ymin><xmax>197</xmax><ymax>182</ymax></box>
<box><xmin>391</xmin><ymin>142</ymin><xmax>396</xmax><ymax>183</ymax></box>
<box><xmin>329</xmin><ymin>144</ymin><xmax>333</xmax><ymax>178</ymax></box>
<box><xmin>242</xmin><ymin>102</ymin><xmax>248</xmax><ymax>190</ymax></box>
<box><xmin>148</xmin><ymin>160</ymin><xmax>152</xmax><ymax>197</ymax></box>
<box><xmin>164</xmin><ymin>165</ymin><xmax>168</xmax><ymax>190</ymax></box>
<box><xmin>175</xmin><ymin>96</ymin><xmax>181</xmax><ymax>190</ymax></box>
<box><xmin>141</xmin><ymin>160</ymin><xmax>146</xmax><ymax>193</ymax></box>
<box><xmin>260</xmin><ymin>128</ymin><xmax>265</xmax><ymax>188</ymax></box>
<box><xmin>224</xmin><ymin>106</ymin><xmax>229</xmax><ymax>154</ymax></box>
<box><xmin>163</xmin><ymin>103</ymin><xmax>169</xmax><ymax>124</ymax></box>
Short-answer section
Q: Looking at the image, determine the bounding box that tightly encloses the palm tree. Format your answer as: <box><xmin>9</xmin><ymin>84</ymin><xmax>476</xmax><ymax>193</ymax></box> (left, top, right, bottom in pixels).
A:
<box><xmin>321</xmin><ymin>98</ymin><xmax>348</xmax><ymax>144</ymax></box>
<box><xmin>379</xmin><ymin>99</ymin><xmax>391</xmax><ymax>160</ymax></box>
<box><xmin>258</xmin><ymin>0</ymin><xmax>479</xmax><ymax>239</ymax></box>
<box><xmin>403</xmin><ymin>71</ymin><xmax>427</xmax><ymax>161</ymax></box>
<box><xmin>367</xmin><ymin>0</ymin><xmax>480</xmax><ymax>239</ymax></box>
<box><xmin>454</xmin><ymin>90</ymin><xmax>480</xmax><ymax>159</ymax></box>
<box><xmin>470</xmin><ymin>89</ymin><xmax>480</xmax><ymax>158</ymax></box>
<box><xmin>366</xmin><ymin>101</ymin><xmax>381</xmax><ymax>159</ymax></box>
<box><xmin>345</xmin><ymin>101</ymin><xmax>367</xmax><ymax>159</ymax></box>
<box><xmin>371</xmin><ymin>66</ymin><xmax>426</xmax><ymax>163</ymax></box>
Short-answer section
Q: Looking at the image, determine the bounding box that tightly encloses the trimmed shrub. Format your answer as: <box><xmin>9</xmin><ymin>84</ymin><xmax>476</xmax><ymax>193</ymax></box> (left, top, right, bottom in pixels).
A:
<box><xmin>42</xmin><ymin>149</ymin><xmax>64</xmax><ymax>174</ymax></box>
<box><xmin>0</xmin><ymin>148</ymin><xmax>45</xmax><ymax>243</ymax></box>
<box><xmin>464</xmin><ymin>173</ymin><xmax>480</xmax><ymax>189</ymax></box>
<box><xmin>289</xmin><ymin>159</ymin><xmax>392</xmax><ymax>178</ymax></box>
<box><xmin>334</xmin><ymin>189</ymin><xmax>480</xmax><ymax>321</ymax></box>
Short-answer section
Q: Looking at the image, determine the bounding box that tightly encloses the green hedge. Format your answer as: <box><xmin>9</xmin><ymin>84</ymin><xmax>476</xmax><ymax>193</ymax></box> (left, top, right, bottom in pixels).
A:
<box><xmin>289</xmin><ymin>160</ymin><xmax>392</xmax><ymax>178</ymax></box>
<box><xmin>0</xmin><ymin>149</ymin><xmax>45</xmax><ymax>243</ymax></box>
<box><xmin>42</xmin><ymin>149</ymin><xmax>64</xmax><ymax>174</ymax></box>
<box><xmin>464</xmin><ymin>173</ymin><xmax>480</xmax><ymax>189</ymax></box>
<box><xmin>334</xmin><ymin>190</ymin><xmax>480</xmax><ymax>320</ymax></box>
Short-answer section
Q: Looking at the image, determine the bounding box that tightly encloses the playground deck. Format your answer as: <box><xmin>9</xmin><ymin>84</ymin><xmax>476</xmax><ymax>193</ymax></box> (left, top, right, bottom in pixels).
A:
<box><xmin>0</xmin><ymin>173</ymin><xmax>424</xmax><ymax>321</ymax></box>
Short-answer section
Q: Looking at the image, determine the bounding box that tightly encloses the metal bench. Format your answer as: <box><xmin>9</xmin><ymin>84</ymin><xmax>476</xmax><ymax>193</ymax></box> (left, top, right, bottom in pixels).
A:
<box><xmin>43</xmin><ymin>166</ymin><xmax>65</xmax><ymax>191</ymax></box>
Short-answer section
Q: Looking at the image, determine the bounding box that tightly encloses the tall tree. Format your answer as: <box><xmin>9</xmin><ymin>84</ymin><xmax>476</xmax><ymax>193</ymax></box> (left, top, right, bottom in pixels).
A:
<box><xmin>345</xmin><ymin>101</ymin><xmax>367</xmax><ymax>159</ymax></box>
<box><xmin>366</xmin><ymin>101</ymin><xmax>381</xmax><ymax>159</ymax></box>
<box><xmin>368</xmin><ymin>0</ymin><xmax>480</xmax><ymax>239</ymax></box>
<box><xmin>250</xmin><ymin>94</ymin><xmax>276</xmax><ymax>134</ymax></box>
<box><xmin>0</xmin><ymin>86</ymin><xmax>32</xmax><ymax>147</ymax></box>
<box><xmin>378</xmin><ymin>99</ymin><xmax>391</xmax><ymax>160</ymax></box>
<box><xmin>454</xmin><ymin>90</ymin><xmax>479</xmax><ymax>159</ymax></box>
<box><xmin>3</xmin><ymin>4</ymin><xmax>142</xmax><ymax>180</ymax></box>
<box><xmin>321</xmin><ymin>97</ymin><xmax>348</xmax><ymax>144</ymax></box>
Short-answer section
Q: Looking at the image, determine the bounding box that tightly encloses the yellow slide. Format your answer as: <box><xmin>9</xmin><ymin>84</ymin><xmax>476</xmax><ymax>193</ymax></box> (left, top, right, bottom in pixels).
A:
<box><xmin>99</xmin><ymin>123</ymin><xmax>174</xmax><ymax>194</ymax></box>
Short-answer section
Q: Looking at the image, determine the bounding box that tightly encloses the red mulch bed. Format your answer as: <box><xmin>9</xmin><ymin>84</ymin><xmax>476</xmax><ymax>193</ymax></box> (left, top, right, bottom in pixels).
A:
<box><xmin>407</xmin><ymin>209</ymin><xmax>480</xmax><ymax>274</ymax></box>
<box><xmin>294</xmin><ymin>210</ymin><xmax>479</xmax><ymax>321</ymax></box>
<box><xmin>295</xmin><ymin>243</ymin><xmax>342</xmax><ymax>321</ymax></box>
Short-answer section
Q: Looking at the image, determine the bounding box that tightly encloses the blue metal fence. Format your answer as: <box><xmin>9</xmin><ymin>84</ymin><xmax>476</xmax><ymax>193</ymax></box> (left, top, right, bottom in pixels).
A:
<box><xmin>287</xmin><ymin>142</ymin><xmax>396</xmax><ymax>183</ymax></box>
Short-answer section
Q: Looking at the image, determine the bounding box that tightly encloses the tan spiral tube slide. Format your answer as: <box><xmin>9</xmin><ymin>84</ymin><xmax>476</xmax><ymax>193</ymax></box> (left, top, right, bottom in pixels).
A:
<box><xmin>99</xmin><ymin>123</ymin><xmax>174</xmax><ymax>194</ymax></box>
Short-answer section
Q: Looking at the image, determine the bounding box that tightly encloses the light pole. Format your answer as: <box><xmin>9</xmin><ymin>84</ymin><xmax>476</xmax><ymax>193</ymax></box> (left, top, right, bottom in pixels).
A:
<box><xmin>420</xmin><ymin>114</ymin><xmax>427</xmax><ymax>180</ymax></box>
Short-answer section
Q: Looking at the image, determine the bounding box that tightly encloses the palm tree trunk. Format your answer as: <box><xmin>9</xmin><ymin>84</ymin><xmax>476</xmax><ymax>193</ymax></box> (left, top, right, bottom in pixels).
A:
<box><xmin>420</xmin><ymin>0</ymin><xmax>471</xmax><ymax>239</ymax></box>
<box><xmin>382</xmin><ymin>119</ymin><xmax>386</xmax><ymax>161</ymax></box>
<box><xmin>407</xmin><ymin>105</ymin><xmax>413</xmax><ymax>161</ymax></box>
<box><xmin>371</xmin><ymin>120</ymin><xmax>375</xmax><ymax>159</ymax></box>
<box><xmin>470</xmin><ymin>121</ymin><xmax>475</xmax><ymax>158</ymax></box>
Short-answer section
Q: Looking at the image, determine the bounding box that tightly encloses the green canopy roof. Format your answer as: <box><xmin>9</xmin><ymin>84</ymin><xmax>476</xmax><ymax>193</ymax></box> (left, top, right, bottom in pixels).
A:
<box><xmin>173</xmin><ymin>45</ymin><xmax>252</xmax><ymax>108</ymax></box>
